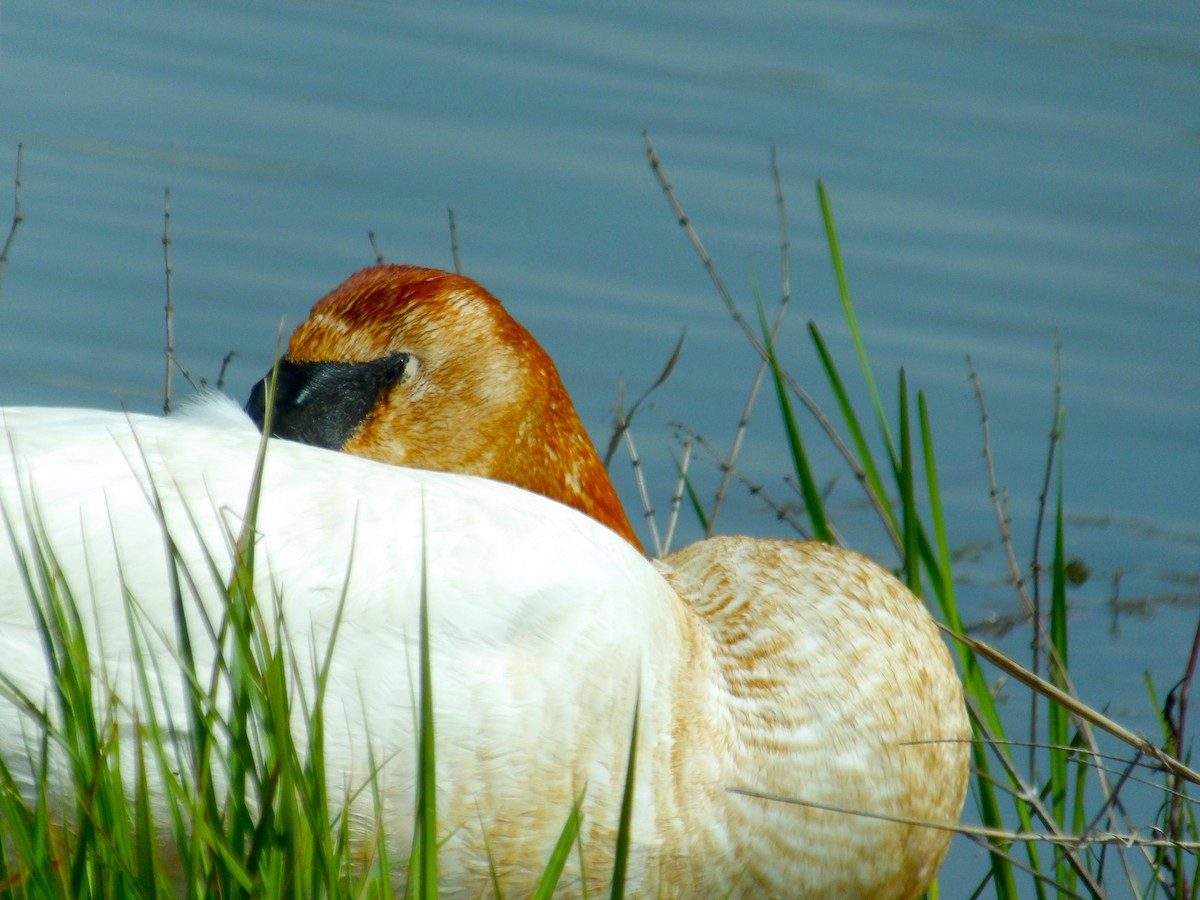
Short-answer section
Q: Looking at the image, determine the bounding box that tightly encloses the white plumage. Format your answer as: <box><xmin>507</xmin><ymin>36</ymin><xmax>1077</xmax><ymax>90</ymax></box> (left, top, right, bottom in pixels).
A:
<box><xmin>0</xmin><ymin>399</ymin><xmax>672</xmax><ymax>888</ymax></box>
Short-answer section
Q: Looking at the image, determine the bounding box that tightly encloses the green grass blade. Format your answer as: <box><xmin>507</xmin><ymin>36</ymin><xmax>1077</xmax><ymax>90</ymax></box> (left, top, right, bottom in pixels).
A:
<box><xmin>918</xmin><ymin>393</ymin><xmax>1017</xmax><ymax>896</ymax></box>
<box><xmin>1048</xmin><ymin>412</ymin><xmax>1070</xmax><ymax>892</ymax></box>
<box><xmin>532</xmin><ymin>793</ymin><xmax>585</xmax><ymax>899</ymax></box>
<box><xmin>679</xmin><ymin>464</ymin><xmax>709</xmax><ymax>535</ymax></box>
<box><xmin>132</xmin><ymin>722</ymin><xmax>158</xmax><ymax>895</ymax></box>
<box><xmin>897</xmin><ymin>371</ymin><xmax>920</xmax><ymax>594</ymax></box>
<box><xmin>808</xmin><ymin>321</ymin><xmax>899</xmax><ymax>539</ymax></box>
<box><xmin>609</xmin><ymin>695</ymin><xmax>639</xmax><ymax>900</ymax></box>
<box><xmin>410</xmin><ymin>525</ymin><xmax>438</xmax><ymax>898</ymax></box>
<box><xmin>817</xmin><ymin>180</ymin><xmax>898</xmax><ymax>470</ymax></box>
<box><xmin>754</xmin><ymin>290</ymin><xmax>833</xmax><ymax>543</ymax></box>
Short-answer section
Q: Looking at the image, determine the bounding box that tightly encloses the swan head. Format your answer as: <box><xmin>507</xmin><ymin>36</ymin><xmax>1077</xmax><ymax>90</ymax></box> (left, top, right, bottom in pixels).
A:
<box><xmin>247</xmin><ymin>265</ymin><xmax>643</xmax><ymax>551</ymax></box>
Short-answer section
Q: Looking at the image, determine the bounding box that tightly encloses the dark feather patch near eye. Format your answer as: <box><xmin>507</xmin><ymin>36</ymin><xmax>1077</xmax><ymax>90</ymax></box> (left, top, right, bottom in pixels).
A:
<box><xmin>245</xmin><ymin>353</ymin><xmax>409</xmax><ymax>450</ymax></box>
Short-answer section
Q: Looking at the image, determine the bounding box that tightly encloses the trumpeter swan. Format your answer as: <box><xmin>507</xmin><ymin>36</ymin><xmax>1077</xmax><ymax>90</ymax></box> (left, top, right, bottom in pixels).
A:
<box><xmin>246</xmin><ymin>264</ymin><xmax>972</xmax><ymax>896</ymax></box>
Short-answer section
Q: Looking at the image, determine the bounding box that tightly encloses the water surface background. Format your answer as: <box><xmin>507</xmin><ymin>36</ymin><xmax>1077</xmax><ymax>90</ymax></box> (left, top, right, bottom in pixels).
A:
<box><xmin>2</xmin><ymin>0</ymin><xmax>1198</xmax><ymax>888</ymax></box>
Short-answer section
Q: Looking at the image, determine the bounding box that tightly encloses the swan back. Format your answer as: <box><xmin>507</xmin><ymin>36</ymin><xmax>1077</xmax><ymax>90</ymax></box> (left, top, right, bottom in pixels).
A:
<box><xmin>0</xmin><ymin>404</ymin><xmax>687</xmax><ymax>895</ymax></box>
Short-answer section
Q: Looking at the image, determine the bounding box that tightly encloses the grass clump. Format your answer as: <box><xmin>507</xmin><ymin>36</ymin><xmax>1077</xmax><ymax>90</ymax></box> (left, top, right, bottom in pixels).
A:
<box><xmin>0</xmin><ymin>406</ymin><xmax>389</xmax><ymax>898</ymax></box>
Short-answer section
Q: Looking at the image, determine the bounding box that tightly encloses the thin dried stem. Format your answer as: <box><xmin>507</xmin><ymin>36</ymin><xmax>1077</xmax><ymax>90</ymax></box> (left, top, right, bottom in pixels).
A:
<box><xmin>781</xmin><ymin>474</ymin><xmax>846</xmax><ymax>547</ymax></box>
<box><xmin>975</xmin><ymin>738</ymin><xmax>1197</xmax><ymax>801</ymax></box>
<box><xmin>968</xmin><ymin>700</ymin><xmax>1107</xmax><ymax>895</ymax></box>
<box><xmin>368</xmin><ymin>231</ymin><xmax>386</xmax><ymax>265</ymax></box>
<box><xmin>215</xmin><ymin>350</ymin><xmax>238</xmax><ymax>392</ymax></box>
<box><xmin>707</xmin><ymin>148</ymin><xmax>794</xmax><ymax>535</ymax></box>
<box><xmin>772</xmin><ymin>144</ymin><xmax>791</xmax><ymax>314</ymax></box>
<box><xmin>1032</xmin><ymin>338</ymin><xmax>1065</xmax><ymax>569</ymax></box>
<box><xmin>448</xmin><ymin>208</ymin><xmax>462</xmax><ymax>274</ymax></box>
<box><xmin>709</xmin><ymin>357</ymin><xmax>768</xmax><ymax>534</ymax></box>
<box><xmin>622</xmin><ymin>428</ymin><xmax>661</xmax><ymax>557</ymax></box>
<box><xmin>964</xmin><ymin>610</ymin><xmax>1168</xmax><ymax>892</ymax></box>
<box><xmin>169</xmin><ymin>356</ymin><xmax>202</xmax><ymax>394</ymax></box>
<box><xmin>645</xmin><ymin>133</ymin><xmax>895</xmax><ymax>543</ymax></box>
<box><xmin>162</xmin><ymin>187</ymin><xmax>175</xmax><ymax>414</ymax></box>
<box><xmin>672</xmin><ymin>421</ymin><xmax>812</xmax><ymax>539</ymax></box>
<box><xmin>662</xmin><ymin>441</ymin><xmax>692</xmax><ymax>556</ymax></box>
<box><xmin>959</xmin><ymin>835</ymin><xmax>1092</xmax><ymax>900</ymax></box>
<box><xmin>969</xmin><ymin>357</ymin><xmax>1032</xmax><ymax>617</ymax></box>
<box><xmin>155</xmin><ymin>193</ymin><xmax>223</xmax><ymax>401</ymax></box>
<box><xmin>734</xmin><ymin>783</ymin><xmax>1200</xmax><ymax>852</ymax></box>
<box><xmin>1030</xmin><ymin>338</ymin><xmax>1064</xmax><ymax>635</ymax></box>
<box><xmin>1028</xmin><ymin>338</ymin><xmax>1065</xmax><ymax>778</ymax></box>
<box><xmin>968</xmin><ymin>353</ymin><xmax>1124</xmax><ymax>824</ymax></box>
<box><xmin>645</xmin><ymin>132</ymin><xmax>759</xmax><ymax>355</ymax></box>
<box><xmin>0</xmin><ymin>143</ymin><xmax>23</xmax><ymax>295</ymax></box>
<box><xmin>950</xmin><ymin>625</ymin><xmax>1200</xmax><ymax>787</ymax></box>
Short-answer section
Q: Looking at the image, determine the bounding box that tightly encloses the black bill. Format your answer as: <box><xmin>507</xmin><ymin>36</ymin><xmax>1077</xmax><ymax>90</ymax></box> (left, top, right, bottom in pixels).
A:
<box><xmin>245</xmin><ymin>353</ymin><xmax>409</xmax><ymax>450</ymax></box>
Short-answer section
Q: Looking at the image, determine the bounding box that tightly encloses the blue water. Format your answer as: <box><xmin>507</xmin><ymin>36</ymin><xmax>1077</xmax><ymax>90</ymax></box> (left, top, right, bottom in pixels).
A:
<box><xmin>2</xmin><ymin>0</ymin><xmax>1198</xmax><ymax>890</ymax></box>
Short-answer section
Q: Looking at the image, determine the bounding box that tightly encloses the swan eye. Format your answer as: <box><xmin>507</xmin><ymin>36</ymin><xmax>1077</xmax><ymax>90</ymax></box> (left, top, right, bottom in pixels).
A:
<box><xmin>385</xmin><ymin>353</ymin><xmax>412</xmax><ymax>386</ymax></box>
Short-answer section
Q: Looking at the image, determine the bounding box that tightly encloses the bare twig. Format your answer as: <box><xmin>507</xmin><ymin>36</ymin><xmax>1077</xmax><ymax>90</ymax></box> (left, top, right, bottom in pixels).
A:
<box><xmin>1080</xmin><ymin>748</ymin><xmax>1152</xmax><ymax>897</ymax></box>
<box><xmin>215</xmin><ymin>350</ymin><xmax>238</xmax><ymax>391</ymax></box>
<box><xmin>955</xmin><ymin>493</ymin><xmax>1163</xmax><ymax>897</ymax></box>
<box><xmin>949</xmin><ymin>625</ymin><xmax>1200</xmax><ymax>787</ymax></box>
<box><xmin>772</xmin><ymin>144</ymin><xmax>791</xmax><ymax>315</ymax></box>
<box><xmin>967</xmin><ymin>700</ymin><xmax>1109</xmax><ymax>895</ymax></box>
<box><xmin>162</xmin><ymin>187</ymin><xmax>175</xmax><ymax>414</ymax></box>
<box><xmin>155</xmin><ymin>194</ymin><xmax>224</xmax><ymax>401</ymax></box>
<box><xmin>968</xmin><ymin>353</ymin><xmax>1128</xmax><ymax>832</ymax></box>
<box><xmin>621</xmin><ymin>428</ymin><xmax>661</xmax><ymax>557</ymax></box>
<box><xmin>0</xmin><ymin>143</ymin><xmax>25</xmax><ymax>296</ymax></box>
<box><xmin>1030</xmin><ymin>337</ymin><xmax>1064</xmax><ymax>634</ymax></box>
<box><xmin>168</xmin><ymin>357</ymin><xmax>202</xmax><ymax>394</ymax></box>
<box><xmin>707</xmin><ymin>147</ymin><xmax>794</xmax><ymax>535</ymax></box>
<box><xmin>671</xmin><ymin>420</ymin><xmax>813</xmax><ymax>539</ymax></box>
<box><xmin>448</xmin><ymin>208</ymin><xmax>462</xmax><ymax>274</ymax></box>
<box><xmin>958</xmin><ymin>835</ymin><xmax>1092</xmax><ymax>900</ymax></box>
<box><xmin>662</xmin><ymin>440</ymin><xmax>691</xmax><ymax>556</ymax></box>
<box><xmin>708</xmin><ymin>364</ymin><xmax>769</xmax><ymax>535</ymax></box>
<box><xmin>1028</xmin><ymin>337</ymin><xmax>1065</xmax><ymax>778</ymax></box>
<box><xmin>733</xmin><ymin>783</ymin><xmax>1200</xmax><ymax>852</ymax></box>
<box><xmin>368</xmin><ymin>231</ymin><xmax>386</xmax><ymax>265</ymax></box>
<box><xmin>971</xmin><ymin>738</ymin><xmax>1197</xmax><ymax>796</ymax></box>
<box><xmin>968</xmin><ymin>357</ymin><xmax>1032</xmax><ymax>617</ymax></box>
<box><xmin>970</xmin><ymin>716</ymin><xmax>1159</xmax><ymax>897</ymax></box>
<box><xmin>644</xmin><ymin>133</ymin><xmax>897</xmax><ymax>547</ymax></box>
<box><xmin>644</xmin><ymin>132</ymin><xmax>764</xmax><ymax>359</ymax></box>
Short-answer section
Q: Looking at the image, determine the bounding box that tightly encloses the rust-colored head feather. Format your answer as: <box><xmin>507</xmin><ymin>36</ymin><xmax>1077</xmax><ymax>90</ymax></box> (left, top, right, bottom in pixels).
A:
<box><xmin>285</xmin><ymin>265</ymin><xmax>643</xmax><ymax>551</ymax></box>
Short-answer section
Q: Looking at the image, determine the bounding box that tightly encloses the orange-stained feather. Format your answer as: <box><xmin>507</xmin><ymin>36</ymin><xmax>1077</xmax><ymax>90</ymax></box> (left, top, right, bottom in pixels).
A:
<box><xmin>286</xmin><ymin>266</ymin><xmax>643</xmax><ymax>551</ymax></box>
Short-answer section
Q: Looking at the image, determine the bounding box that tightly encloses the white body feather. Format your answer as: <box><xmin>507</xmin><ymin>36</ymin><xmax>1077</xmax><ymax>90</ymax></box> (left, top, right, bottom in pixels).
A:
<box><xmin>0</xmin><ymin>397</ymin><xmax>967</xmax><ymax>898</ymax></box>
